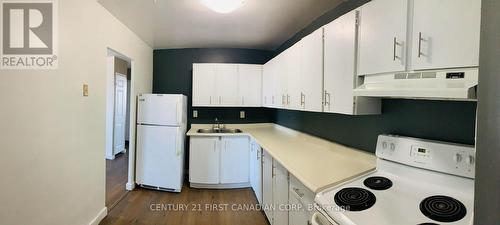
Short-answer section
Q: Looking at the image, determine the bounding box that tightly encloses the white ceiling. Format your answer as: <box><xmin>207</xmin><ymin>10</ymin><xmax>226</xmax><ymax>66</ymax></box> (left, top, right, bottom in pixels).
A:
<box><xmin>98</xmin><ymin>0</ymin><xmax>343</xmax><ymax>50</ymax></box>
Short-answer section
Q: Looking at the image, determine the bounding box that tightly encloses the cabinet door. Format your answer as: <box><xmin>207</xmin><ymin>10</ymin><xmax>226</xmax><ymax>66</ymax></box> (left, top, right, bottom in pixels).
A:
<box><xmin>288</xmin><ymin>194</ymin><xmax>310</xmax><ymax>225</ymax></box>
<box><xmin>215</xmin><ymin>64</ymin><xmax>239</xmax><ymax>106</ymax></box>
<box><xmin>262</xmin><ymin>62</ymin><xmax>272</xmax><ymax>107</ymax></box>
<box><xmin>358</xmin><ymin>0</ymin><xmax>408</xmax><ymax>75</ymax></box>
<box><xmin>324</xmin><ymin>11</ymin><xmax>357</xmax><ymax>115</ymax></box>
<box><xmin>220</xmin><ymin>136</ymin><xmax>250</xmax><ymax>184</ymax></box>
<box><xmin>262</xmin><ymin>150</ymin><xmax>274</xmax><ymax>223</ymax></box>
<box><xmin>189</xmin><ymin>137</ymin><xmax>220</xmax><ymax>184</ymax></box>
<box><xmin>286</xmin><ymin>42</ymin><xmax>303</xmax><ymax>110</ymax></box>
<box><xmin>411</xmin><ymin>0</ymin><xmax>481</xmax><ymax>70</ymax></box>
<box><xmin>239</xmin><ymin>64</ymin><xmax>262</xmax><ymax>107</ymax></box>
<box><xmin>255</xmin><ymin>147</ymin><xmax>263</xmax><ymax>204</ymax></box>
<box><xmin>275</xmin><ymin>52</ymin><xmax>288</xmax><ymax>109</ymax></box>
<box><xmin>300</xmin><ymin>29</ymin><xmax>324</xmax><ymax>112</ymax></box>
<box><xmin>192</xmin><ymin>64</ymin><xmax>216</xmax><ymax>106</ymax></box>
<box><xmin>273</xmin><ymin>160</ymin><xmax>289</xmax><ymax>225</ymax></box>
<box><xmin>249</xmin><ymin>141</ymin><xmax>263</xmax><ymax>204</ymax></box>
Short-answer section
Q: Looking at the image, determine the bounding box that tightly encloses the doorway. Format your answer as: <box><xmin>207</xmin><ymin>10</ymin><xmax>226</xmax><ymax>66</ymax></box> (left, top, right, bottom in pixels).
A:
<box><xmin>105</xmin><ymin>49</ymin><xmax>132</xmax><ymax>210</ymax></box>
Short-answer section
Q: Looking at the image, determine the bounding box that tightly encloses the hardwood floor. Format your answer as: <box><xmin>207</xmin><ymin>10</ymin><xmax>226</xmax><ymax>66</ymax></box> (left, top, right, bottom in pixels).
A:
<box><xmin>100</xmin><ymin>185</ymin><xmax>270</xmax><ymax>225</ymax></box>
<box><xmin>106</xmin><ymin>150</ymin><xmax>129</xmax><ymax>210</ymax></box>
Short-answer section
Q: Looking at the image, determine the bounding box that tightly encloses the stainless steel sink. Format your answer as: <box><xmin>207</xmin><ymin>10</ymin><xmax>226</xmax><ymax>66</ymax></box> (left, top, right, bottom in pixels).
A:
<box><xmin>197</xmin><ymin>128</ymin><xmax>243</xmax><ymax>134</ymax></box>
<box><xmin>219</xmin><ymin>128</ymin><xmax>243</xmax><ymax>133</ymax></box>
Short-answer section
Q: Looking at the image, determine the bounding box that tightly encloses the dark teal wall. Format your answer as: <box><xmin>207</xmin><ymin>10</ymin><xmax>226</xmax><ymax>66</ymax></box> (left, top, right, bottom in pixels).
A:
<box><xmin>153</xmin><ymin>48</ymin><xmax>275</xmax><ymax>126</ymax></box>
<box><xmin>275</xmin><ymin>100</ymin><xmax>476</xmax><ymax>152</ymax></box>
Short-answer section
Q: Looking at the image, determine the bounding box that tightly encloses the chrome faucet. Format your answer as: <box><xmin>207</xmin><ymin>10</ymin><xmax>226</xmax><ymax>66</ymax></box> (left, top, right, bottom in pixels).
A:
<box><xmin>212</xmin><ymin>117</ymin><xmax>225</xmax><ymax>130</ymax></box>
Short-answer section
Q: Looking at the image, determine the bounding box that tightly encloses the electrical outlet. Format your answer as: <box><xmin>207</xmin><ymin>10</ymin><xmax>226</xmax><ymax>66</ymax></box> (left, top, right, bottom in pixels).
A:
<box><xmin>193</xmin><ymin>110</ymin><xmax>198</xmax><ymax>118</ymax></box>
<box><xmin>240</xmin><ymin>111</ymin><xmax>245</xmax><ymax>119</ymax></box>
<box><xmin>82</xmin><ymin>84</ymin><xmax>89</xmax><ymax>96</ymax></box>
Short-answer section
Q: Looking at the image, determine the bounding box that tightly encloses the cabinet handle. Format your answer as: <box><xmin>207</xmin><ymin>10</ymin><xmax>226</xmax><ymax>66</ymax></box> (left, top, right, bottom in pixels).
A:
<box><xmin>393</xmin><ymin>37</ymin><xmax>398</xmax><ymax>61</ymax></box>
<box><xmin>286</xmin><ymin>95</ymin><xmax>290</xmax><ymax>106</ymax></box>
<box><xmin>219</xmin><ymin>96</ymin><xmax>222</xmax><ymax>104</ymax></box>
<box><xmin>213</xmin><ymin>141</ymin><xmax>216</xmax><ymax>152</ymax></box>
<box><xmin>418</xmin><ymin>32</ymin><xmax>423</xmax><ymax>58</ymax></box>
<box><xmin>324</xmin><ymin>91</ymin><xmax>331</xmax><ymax>109</ymax></box>
<box><xmin>272</xmin><ymin>96</ymin><xmax>275</xmax><ymax>104</ymax></box>
<box><xmin>210</xmin><ymin>96</ymin><xmax>212</xmax><ymax>105</ymax></box>
<box><xmin>242</xmin><ymin>96</ymin><xmax>245</xmax><ymax>105</ymax></box>
<box><xmin>293</xmin><ymin>187</ymin><xmax>305</xmax><ymax>198</ymax></box>
<box><xmin>300</xmin><ymin>93</ymin><xmax>303</xmax><ymax>106</ymax></box>
<box><xmin>282</xmin><ymin>95</ymin><xmax>286</xmax><ymax>106</ymax></box>
<box><xmin>264</xmin><ymin>96</ymin><xmax>267</xmax><ymax>104</ymax></box>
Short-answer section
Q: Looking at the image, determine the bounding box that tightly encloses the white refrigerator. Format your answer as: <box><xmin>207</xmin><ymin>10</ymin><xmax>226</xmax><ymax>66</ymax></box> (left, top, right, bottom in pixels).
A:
<box><xmin>136</xmin><ymin>94</ymin><xmax>187</xmax><ymax>192</ymax></box>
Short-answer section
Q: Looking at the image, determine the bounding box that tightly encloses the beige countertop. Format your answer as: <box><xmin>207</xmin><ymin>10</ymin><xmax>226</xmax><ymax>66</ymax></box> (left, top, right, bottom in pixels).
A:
<box><xmin>187</xmin><ymin>123</ymin><xmax>376</xmax><ymax>193</ymax></box>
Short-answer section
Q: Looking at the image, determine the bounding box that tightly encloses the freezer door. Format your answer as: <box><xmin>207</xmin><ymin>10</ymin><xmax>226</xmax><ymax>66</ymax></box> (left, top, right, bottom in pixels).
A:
<box><xmin>137</xmin><ymin>94</ymin><xmax>186</xmax><ymax>126</ymax></box>
<box><xmin>136</xmin><ymin>125</ymin><xmax>184</xmax><ymax>191</ymax></box>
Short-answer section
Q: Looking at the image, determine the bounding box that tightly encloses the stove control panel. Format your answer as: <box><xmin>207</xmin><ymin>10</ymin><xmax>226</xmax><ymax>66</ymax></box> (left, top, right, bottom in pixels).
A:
<box><xmin>376</xmin><ymin>135</ymin><xmax>475</xmax><ymax>179</ymax></box>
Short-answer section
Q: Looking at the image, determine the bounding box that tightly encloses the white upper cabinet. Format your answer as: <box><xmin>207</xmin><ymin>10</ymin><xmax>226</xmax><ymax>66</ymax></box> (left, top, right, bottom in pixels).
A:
<box><xmin>215</xmin><ymin>64</ymin><xmax>239</xmax><ymax>106</ymax></box>
<box><xmin>358</xmin><ymin>0</ymin><xmax>408</xmax><ymax>75</ymax></box>
<box><xmin>324</xmin><ymin>10</ymin><xmax>381</xmax><ymax>115</ymax></box>
<box><xmin>193</xmin><ymin>64</ymin><xmax>216</xmax><ymax>106</ymax></box>
<box><xmin>238</xmin><ymin>64</ymin><xmax>262</xmax><ymax>107</ymax></box>
<box><xmin>192</xmin><ymin>63</ymin><xmax>263</xmax><ymax>107</ymax></box>
<box><xmin>410</xmin><ymin>0</ymin><xmax>481</xmax><ymax>70</ymax></box>
<box><xmin>275</xmin><ymin>52</ymin><xmax>288</xmax><ymax>109</ymax></box>
<box><xmin>284</xmin><ymin>42</ymin><xmax>302</xmax><ymax>110</ymax></box>
<box><xmin>262</xmin><ymin>60</ymin><xmax>274</xmax><ymax>107</ymax></box>
<box><xmin>300</xmin><ymin>29</ymin><xmax>324</xmax><ymax>112</ymax></box>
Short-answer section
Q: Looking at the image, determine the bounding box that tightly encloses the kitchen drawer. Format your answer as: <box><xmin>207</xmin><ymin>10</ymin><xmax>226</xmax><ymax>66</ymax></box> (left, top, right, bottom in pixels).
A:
<box><xmin>290</xmin><ymin>175</ymin><xmax>315</xmax><ymax>205</ymax></box>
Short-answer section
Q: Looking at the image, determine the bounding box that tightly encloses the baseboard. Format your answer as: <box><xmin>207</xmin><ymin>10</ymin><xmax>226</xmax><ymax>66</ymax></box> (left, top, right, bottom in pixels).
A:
<box><xmin>190</xmin><ymin>182</ymin><xmax>251</xmax><ymax>189</ymax></box>
<box><xmin>126</xmin><ymin>182</ymin><xmax>135</xmax><ymax>191</ymax></box>
<box><xmin>89</xmin><ymin>207</ymin><xmax>107</xmax><ymax>225</ymax></box>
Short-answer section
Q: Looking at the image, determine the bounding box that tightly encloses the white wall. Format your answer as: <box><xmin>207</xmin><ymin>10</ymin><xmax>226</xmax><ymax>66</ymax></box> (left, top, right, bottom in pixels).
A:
<box><xmin>0</xmin><ymin>0</ymin><xmax>153</xmax><ymax>225</ymax></box>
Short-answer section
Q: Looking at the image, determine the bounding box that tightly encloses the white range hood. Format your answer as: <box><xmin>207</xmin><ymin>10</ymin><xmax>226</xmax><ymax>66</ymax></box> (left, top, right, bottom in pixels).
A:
<box><xmin>353</xmin><ymin>68</ymin><xmax>478</xmax><ymax>100</ymax></box>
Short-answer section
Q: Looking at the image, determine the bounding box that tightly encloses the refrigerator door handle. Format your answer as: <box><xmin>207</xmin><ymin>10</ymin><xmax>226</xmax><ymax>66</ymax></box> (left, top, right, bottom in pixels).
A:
<box><xmin>176</xmin><ymin>127</ymin><xmax>182</xmax><ymax>156</ymax></box>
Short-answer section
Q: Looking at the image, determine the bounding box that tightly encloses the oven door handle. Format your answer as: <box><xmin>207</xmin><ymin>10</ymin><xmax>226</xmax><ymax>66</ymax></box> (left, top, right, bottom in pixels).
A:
<box><xmin>311</xmin><ymin>212</ymin><xmax>335</xmax><ymax>225</ymax></box>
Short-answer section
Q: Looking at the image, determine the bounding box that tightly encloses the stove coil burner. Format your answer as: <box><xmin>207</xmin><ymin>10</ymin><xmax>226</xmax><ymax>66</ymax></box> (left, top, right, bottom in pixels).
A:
<box><xmin>420</xmin><ymin>195</ymin><xmax>467</xmax><ymax>222</ymax></box>
<box><xmin>334</xmin><ymin>187</ymin><xmax>376</xmax><ymax>211</ymax></box>
<box><xmin>363</xmin><ymin>176</ymin><xmax>393</xmax><ymax>190</ymax></box>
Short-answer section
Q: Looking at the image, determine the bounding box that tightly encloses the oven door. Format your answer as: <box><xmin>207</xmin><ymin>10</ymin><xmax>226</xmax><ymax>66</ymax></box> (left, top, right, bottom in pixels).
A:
<box><xmin>311</xmin><ymin>211</ymin><xmax>339</xmax><ymax>225</ymax></box>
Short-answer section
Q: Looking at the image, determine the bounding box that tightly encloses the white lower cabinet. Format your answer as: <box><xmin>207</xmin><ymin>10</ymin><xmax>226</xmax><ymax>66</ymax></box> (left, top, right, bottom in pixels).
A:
<box><xmin>250</xmin><ymin>140</ymin><xmax>263</xmax><ymax>204</ymax></box>
<box><xmin>262</xmin><ymin>149</ymin><xmax>274</xmax><ymax>223</ymax></box>
<box><xmin>262</xmin><ymin>149</ymin><xmax>290</xmax><ymax>225</ymax></box>
<box><xmin>189</xmin><ymin>136</ymin><xmax>250</xmax><ymax>186</ymax></box>
<box><xmin>273</xmin><ymin>160</ymin><xmax>290</xmax><ymax>225</ymax></box>
<box><xmin>189</xmin><ymin>137</ymin><xmax>220</xmax><ymax>184</ymax></box>
<box><xmin>289</xmin><ymin>175</ymin><xmax>315</xmax><ymax>225</ymax></box>
<box><xmin>220</xmin><ymin>136</ymin><xmax>250</xmax><ymax>183</ymax></box>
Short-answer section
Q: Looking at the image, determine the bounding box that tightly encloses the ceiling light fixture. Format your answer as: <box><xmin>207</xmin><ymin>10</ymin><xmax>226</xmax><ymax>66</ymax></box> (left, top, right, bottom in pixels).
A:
<box><xmin>200</xmin><ymin>0</ymin><xmax>245</xmax><ymax>14</ymax></box>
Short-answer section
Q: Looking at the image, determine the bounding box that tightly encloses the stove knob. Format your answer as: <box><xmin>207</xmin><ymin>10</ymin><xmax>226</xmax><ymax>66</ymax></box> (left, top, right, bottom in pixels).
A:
<box><xmin>390</xmin><ymin>143</ymin><xmax>396</xmax><ymax>151</ymax></box>
<box><xmin>465</xmin><ymin>155</ymin><xmax>475</xmax><ymax>165</ymax></box>
<box><xmin>453</xmin><ymin>153</ymin><xmax>463</xmax><ymax>163</ymax></box>
<box><xmin>382</xmin><ymin>141</ymin><xmax>388</xmax><ymax>149</ymax></box>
